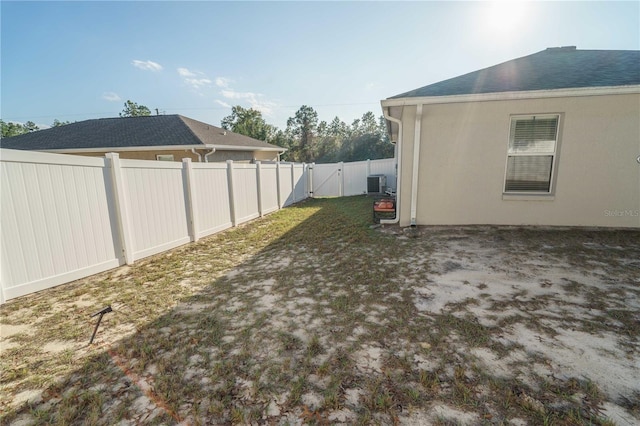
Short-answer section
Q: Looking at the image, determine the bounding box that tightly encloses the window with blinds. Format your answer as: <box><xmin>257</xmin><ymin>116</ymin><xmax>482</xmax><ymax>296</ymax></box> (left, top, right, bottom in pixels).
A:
<box><xmin>504</xmin><ymin>115</ymin><xmax>559</xmax><ymax>193</ymax></box>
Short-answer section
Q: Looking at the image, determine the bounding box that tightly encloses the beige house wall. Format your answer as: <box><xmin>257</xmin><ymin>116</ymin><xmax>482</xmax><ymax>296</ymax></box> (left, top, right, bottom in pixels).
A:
<box><xmin>65</xmin><ymin>149</ymin><xmax>200</xmax><ymax>162</ymax></box>
<box><xmin>58</xmin><ymin>149</ymin><xmax>280</xmax><ymax>163</ymax></box>
<box><xmin>206</xmin><ymin>150</ymin><xmax>279</xmax><ymax>162</ymax></box>
<box><xmin>398</xmin><ymin>93</ymin><xmax>640</xmax><ymax>228</ymax></box>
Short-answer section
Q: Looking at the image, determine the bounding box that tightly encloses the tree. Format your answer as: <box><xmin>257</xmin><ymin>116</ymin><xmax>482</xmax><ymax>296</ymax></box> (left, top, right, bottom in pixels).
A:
<box><xmin>120</xmin><ymin>100</ymin><xmax>151</xmax><ymax>117</ymax></box>
<box><xmin>360</xmin><ymin>111</ymin><xmax>378</xmax><ymax>135</ymax></box>
<box><xmin>221</xmin><ymin>106</ymin><xmax>274</xmax><ymax>141</ymax></box>
<box><xmin>328</xmin><ymin>116</ymin><xmax>348</xmax><ymax>137</ymax></box>
<box><xmin>1</xmin><ymin>120</ymin><xmax>39</xmax><ymax>138</ymax></box>
<box><xmin>315</xmin><ymin>117</ymin><xmax>348</xmax><ymax>163</ymax></box>
<box><xmin>270</xmin><ymin>129</ymin><xmax>296</xmax><ymax>161</ymax></box>
<box><xmin>347</xmin><ymin>113</ymin><xmax>393</xmax><ymax>161</ymax></box>
<box><xmin>286</xmin><ymin>105</ymin><xmax>319</xmax><ymax>163</ymax></box>
<box><xmin>52</xmin><ymin>119</ymin><xmax>71</xmax><ymax>127</ymax></box>
<box><xmin>22</xmin><ymin>121</ymin><xmax>39</xmax><ymax>133</ymax></box>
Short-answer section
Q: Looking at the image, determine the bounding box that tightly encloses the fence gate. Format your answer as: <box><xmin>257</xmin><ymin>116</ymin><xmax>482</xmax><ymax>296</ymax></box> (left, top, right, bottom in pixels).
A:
<box><xmin>311</xmin><ymin>163</ymin><xmax>342</xmax><ymax>197</ymax></box>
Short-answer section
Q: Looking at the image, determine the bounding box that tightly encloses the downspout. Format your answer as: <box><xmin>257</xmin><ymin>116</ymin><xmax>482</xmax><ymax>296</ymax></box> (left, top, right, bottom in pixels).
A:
<box><xmin>381</xmin><ymin>107</ymin><xmax>403</xmax><ymax>225</ymax></box>
<box><xmin>190</xmin><ymin>148</ymin><xmax>202</xmax><ymax>163</ymax></box>
<box><xmin>204</xmin><ymin>147</ymin><xmax>216</xmax><ymax>163</ymax></box>
<box><xmin>410</xmin><ymin>104</ymin><xmax>423</xmax><ymax>227</ymax></box>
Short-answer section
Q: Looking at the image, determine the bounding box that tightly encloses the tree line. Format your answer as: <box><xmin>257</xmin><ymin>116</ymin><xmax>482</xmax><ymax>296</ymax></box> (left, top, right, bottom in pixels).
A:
<box><xmin>222</xmin><ymin>105</ymin><xmax>394</xmax><ymax>163</ymax></box>
<box><xmin>1</xmin><ymin>101</ymin><xmax>394</xmax><ymax>163</ymax></box>
<box><xmin>0</xmin><ymin>119</ymin><xmax>71</xmax><ymax>138</ymax></box>
<box><xmin>0</xmin><ymin>101</ymin><xmax>150</xmax><ymax>138</ymax></box>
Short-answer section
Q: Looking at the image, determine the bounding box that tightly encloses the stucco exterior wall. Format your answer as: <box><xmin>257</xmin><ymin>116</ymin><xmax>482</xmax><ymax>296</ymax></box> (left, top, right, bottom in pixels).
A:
<box><xmin>254</xmin><ymin>150</ymin><xmax>281</xmax><ymax>162</ymax></box>
<box><xmin>398</xmin><ymin>93</ymin><xmax>640</xmax><ymax>228</ymax></box>
<box><xmin>65</xmin><ymin>149</ymin><xmax>200</xmax><ymax>162</ymax></box>
<box><xmin>57</xmin><ymin>149</ymin><xmax>280</xmax><ymax>163</ymax></box>
<box><xmin>205</xmin><ymin>150</ymin><xmax>279</xmax><ymax>162</ymax></box>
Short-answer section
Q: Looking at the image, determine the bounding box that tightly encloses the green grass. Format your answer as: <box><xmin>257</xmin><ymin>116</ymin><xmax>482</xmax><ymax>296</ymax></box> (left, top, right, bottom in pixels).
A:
<box><xmin>1</xmin><ymin>196</ymin><xmax>638</xmax><ymax>425</ymax></box>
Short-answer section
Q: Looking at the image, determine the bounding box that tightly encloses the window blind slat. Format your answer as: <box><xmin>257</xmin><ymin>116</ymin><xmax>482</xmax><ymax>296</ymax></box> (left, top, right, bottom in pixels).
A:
<box><xmin>509</xmin><ymin>117</ymin><xmax>558</xmax><ymax>154</ymax></box>
<box><xmin>505</xmin><ymin>115</ymin><xmax>558</xmax><ymax>193</ymax></box>
<box><xmin>513</xmin><ymin>118</ymin><xmax>558</xmax><ymax>141</ymax></box>
<box><xmin>505</xmin><ymin>156</ymin><xmax>553</xmax><ymax>192</ymax></box>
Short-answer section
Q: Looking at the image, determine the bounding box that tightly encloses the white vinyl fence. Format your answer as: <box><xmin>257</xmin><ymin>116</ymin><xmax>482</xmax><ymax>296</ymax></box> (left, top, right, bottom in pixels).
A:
<box><xmin>1</xmin><ymin>151</ymin><xmax>121</xmax><ymax>303</ymax></box>
<box><xmin>310</xmin><ymin>158</ymin><xmax>396</xmax><ymax>197</ymax></box>
<box><xmin>0</xmin><ymin>149</ymin><xmax>309</xmax><ymax>302</ymax></box>
<box><xmin>0</xmin><ymin>150</ymin><xmax>395</xmax><ymax>303</ymax></box>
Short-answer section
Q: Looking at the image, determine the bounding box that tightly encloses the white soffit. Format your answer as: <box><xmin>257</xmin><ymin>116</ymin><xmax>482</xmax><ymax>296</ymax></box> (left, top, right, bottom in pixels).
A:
<box><xmin>381</xmin><ymin>85</ymin><xmax>640</xmax><ymax>107</ymax></box>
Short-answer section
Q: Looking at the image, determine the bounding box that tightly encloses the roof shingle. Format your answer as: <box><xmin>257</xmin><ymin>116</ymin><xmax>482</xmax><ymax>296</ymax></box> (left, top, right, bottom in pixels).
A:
<box><xmin>0</xmin><ymin>115</ymin><xmax>284</xmax><ymax>152</ymax></box>
<box><xmin>390</xmin><ymin>47</ymin><xmax>640</xmax><ymax>99</ymax></box>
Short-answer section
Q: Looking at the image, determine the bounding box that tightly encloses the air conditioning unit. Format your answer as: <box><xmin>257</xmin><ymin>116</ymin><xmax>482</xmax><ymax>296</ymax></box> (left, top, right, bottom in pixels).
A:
<box><xmin>367</xmin><ymin>175</ymin><xmax>387</xmax><ymax>194</ymax></box>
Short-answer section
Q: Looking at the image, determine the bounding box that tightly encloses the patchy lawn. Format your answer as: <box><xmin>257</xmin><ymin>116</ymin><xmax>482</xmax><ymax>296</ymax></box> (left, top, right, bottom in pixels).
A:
<box><xmin>1</xmin><ymin>196</ymin><xmax>639</xmax><ymax>425</ymax></box>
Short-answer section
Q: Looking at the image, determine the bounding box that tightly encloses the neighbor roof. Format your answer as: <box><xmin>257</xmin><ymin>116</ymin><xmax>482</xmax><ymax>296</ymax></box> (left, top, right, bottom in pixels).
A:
<box><xmin>0</xmin><ymin>115</ymin><xmax>285</xmax><ymax>152</ymax></box>
<box><xmin>390</xmin><ymin>47</ymin><xmax>640</xmax><ymax>99</ymax></box>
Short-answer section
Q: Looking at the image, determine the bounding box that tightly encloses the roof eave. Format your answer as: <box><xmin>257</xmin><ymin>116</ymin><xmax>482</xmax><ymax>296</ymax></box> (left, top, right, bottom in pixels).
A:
<box><xmin>43</xmin><ymin>144</ymin><xmax>210</xmax><ymax>153</ymax></box>
<box><xmin>381</xmin><ymin>85</ymin><xmax>640</xmax><ymax>107</ymax></box>
<box><xmin>44</xmin><ymin>144</ymin><xmax>287</xmax><ymax>154</ymax></box>
<box><xmin>206</xmin><ymin>145</ymin><xmax>287</xmax><ymax>153</ymax></box>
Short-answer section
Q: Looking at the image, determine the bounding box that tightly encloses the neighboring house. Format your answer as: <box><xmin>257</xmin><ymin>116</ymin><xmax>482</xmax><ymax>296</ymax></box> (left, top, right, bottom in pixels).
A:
<box><xmin>0</xmin><ymin>114</ymin><xmax>286</xmax><ymax>163</ymax></box>
<box><xmin>381</xmin><ymin>46</ymin><xmax>640</xmax><ymax>228</ymax></box>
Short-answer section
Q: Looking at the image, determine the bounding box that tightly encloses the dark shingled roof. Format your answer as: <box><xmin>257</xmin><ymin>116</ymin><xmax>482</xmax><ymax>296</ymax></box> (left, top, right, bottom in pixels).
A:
<box><xmin>389</xmin><ymin>47</ymin><xmax>640</xmax><ymax>99</ymax></box>
<box><xmin>0</xmin><ymin>115</ymin><xmax>285</xmax><ymax>151</ymax></box>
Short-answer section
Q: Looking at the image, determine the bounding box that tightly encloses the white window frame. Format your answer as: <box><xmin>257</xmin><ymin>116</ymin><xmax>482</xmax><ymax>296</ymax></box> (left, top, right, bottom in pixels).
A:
<box><xmin>156</xmin><ymin>154</ymin><xmax>175</xmax><ymax>161</ymax></box>
<box><xmin>503</xmin><ymin>114</ymin><xmax>560</xmax><ymax>195</ymax></box>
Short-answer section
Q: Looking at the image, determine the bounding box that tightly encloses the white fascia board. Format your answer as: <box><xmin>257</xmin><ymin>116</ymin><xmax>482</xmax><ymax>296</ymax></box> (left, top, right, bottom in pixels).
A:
<box><xmin>210</xmin><ymin>145</ymin><xmax>287</xmax><ymax>152</ymax></box>
<box><xmin>380</xmin><ymin>85</ymin><xmax>640</xmax><ymax>108</ymax></box>
<box><xmin>45</xmin><ymin>144</ymin><xmax>286</xmax><ymax>153</ymax></box>
<box><xmin>45</xmin><ymin>145</ymin><xmax>207</xmax><ymax>153</ymax></box>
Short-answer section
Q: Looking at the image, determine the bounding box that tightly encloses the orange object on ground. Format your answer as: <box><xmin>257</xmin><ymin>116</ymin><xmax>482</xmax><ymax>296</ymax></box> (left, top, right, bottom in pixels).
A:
<box><xmin>373</xmin><ymin>198</ymin><xmax>396</xmax><ymax>223</ymax></box>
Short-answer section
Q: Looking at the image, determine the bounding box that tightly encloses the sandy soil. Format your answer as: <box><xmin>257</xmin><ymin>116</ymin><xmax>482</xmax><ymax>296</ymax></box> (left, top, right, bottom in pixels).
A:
<box><xmin>1</xmin><ymin>220</ymin><xmax>638</xmax><ymax>425</ymax></box>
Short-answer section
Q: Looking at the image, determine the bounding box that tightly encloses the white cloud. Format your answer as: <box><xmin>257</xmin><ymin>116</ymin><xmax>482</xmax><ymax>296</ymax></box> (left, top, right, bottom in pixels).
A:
<box><xmin>185</xmin><ymin>77</ymin><xmax>212</xmax><ymax>89</ymax></box>
<box><xmin>102</xmin><ymin>92</ymin><xmax>121</xmax><ymax>102</ymax></box>
<box><xmin>178</xmin><ymin>67</ymin><xmax>212</xmax><ymax>90</ymax></box>
<box><xmin>221</xmin><ymin>89</ymin><xmax>257</xmax><ymax>100</ymax></box>
<box><xmin>177</xmin><ymin>67</ymin><xmax>196</xmax><ymax>77</ymax></box>
<box><xmin>253</xmin><ymin>100</ymin><xmax>277</xmax><ymax>116</ymax></box>
<box><xmin>132</xmin><ymin>60</ymin><xmax>163</xmax><ymax>72</ymax></box>
<box><xmin>177</xmin><ymin>70</ymin><xmax>277</xmax><ymax>115</ymax></box>
<box><xmin>192</xmin><ymin>78</ymin><xmax>212</xmax><ymax>88</ymax></box>
<box><xmin>221</xmin><ymin>89</ymin><xmax>276</xmax><ymax>115</ymax></box>
<box><xmin>215</xmin><ymin>77</ymin><xmax>232</xmax><ymax>88</ymax></box>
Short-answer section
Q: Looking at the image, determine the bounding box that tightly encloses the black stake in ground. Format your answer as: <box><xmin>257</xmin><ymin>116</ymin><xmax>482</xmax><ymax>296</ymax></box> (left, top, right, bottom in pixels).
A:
<box><xmin>89</xmin><ymin>306</ymin><xmax>112</xmax><ymax>345</ymax></box>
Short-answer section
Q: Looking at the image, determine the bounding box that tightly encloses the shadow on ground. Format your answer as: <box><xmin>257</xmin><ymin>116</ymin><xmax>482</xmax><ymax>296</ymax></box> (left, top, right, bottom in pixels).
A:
<box><xmin>1</xmin><ymin>196</ymin><xmax>639</xmax><ymax>425</ymax></box>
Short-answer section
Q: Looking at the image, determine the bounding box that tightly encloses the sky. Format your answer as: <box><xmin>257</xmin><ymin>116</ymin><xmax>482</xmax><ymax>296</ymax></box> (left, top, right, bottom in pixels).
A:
<box><xmin>1</xmin><ymin>1</ymin><xmax>638</xmax><ymax>131</ymax></box>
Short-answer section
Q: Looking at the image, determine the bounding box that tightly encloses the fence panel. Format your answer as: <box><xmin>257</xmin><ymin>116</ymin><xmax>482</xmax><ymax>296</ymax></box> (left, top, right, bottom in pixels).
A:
<box><xmin>191</xmin><ymin>163</ymin><xmax>233</xmax><ymax>238</ymax></box>
<box><xmin>0</xmin><ymin>150</ymin><xmax>121</xmax><ymax>303</ymax></box>
<box><xmin>120</xmin><ymin>159</ymin><xmax>191</xmax><ymax>261</ymax></box>
<box><xmin>293</xmin><ymin>164</ymin><xmax>308</xmax><ymax>202</ymax></box>
<box><xmin>232</xmin><ymin>163</ymin><xmax>260</xmax><ymax>225</ymax></box>
<box><xmin>259</xmin><ymin>164</ymin><xmax>279</xmax><ymax>214</ymax></box>
<box><xmin>343</xmin><ymin>161</ymin><xmax>369</xmax><ymax>196</ymax></box>
<box><xmin>279</xmin><ymin>163</ymin><xmax>294</xmax><ymax>206</ymax></box>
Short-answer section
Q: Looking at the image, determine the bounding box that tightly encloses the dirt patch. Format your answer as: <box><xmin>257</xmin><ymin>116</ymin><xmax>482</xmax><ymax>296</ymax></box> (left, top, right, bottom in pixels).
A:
<box><xmin>1</xmin><ymin>197</ymin><xmax>638</xmax><ymax>425</ymax></box>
